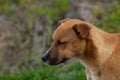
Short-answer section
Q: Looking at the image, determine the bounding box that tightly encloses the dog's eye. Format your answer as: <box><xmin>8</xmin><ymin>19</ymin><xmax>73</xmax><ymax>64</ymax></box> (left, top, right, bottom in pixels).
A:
<box><xmin>57</xmin><ymin>40</ymin><xmax>66</xmax><ymax>45</ymax></box>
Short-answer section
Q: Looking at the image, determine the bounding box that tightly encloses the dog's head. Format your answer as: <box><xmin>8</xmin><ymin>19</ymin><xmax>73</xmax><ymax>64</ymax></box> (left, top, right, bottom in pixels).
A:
<box><xmin>41</xmin><ymin>18</ymin><xmax>91</xmax><ymax>65</ymax></box>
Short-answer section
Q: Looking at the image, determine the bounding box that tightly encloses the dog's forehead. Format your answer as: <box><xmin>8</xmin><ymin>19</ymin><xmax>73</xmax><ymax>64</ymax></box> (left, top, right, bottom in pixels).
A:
<box><xmin>52</xmin><ymin>19</ymin><xmax>80</xmax><ymax>40</ymax></box>
<box><xmin>52</xmin><ymin>26</ymin><xmax>70</xmax><ymax>40</ymax></box>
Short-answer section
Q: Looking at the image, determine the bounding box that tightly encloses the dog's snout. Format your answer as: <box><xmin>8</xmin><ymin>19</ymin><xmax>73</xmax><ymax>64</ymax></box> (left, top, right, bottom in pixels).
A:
<box><xmin>41</xmin><ymin>47</ymin><xmax>52</xmax><ymax>62</ymax></box>
<box><xmin>41</xmin><ymin>55</ymin><xmax>48</xmax><ymax>62</ymax></box>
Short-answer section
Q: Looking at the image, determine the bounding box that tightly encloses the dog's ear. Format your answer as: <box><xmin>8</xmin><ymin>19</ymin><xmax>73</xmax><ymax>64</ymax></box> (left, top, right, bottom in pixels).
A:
<box><xmin>72</xmin><ymin>23</ymin><xmax>91</xmax><ymax>39</ymax></box>
<box><xmin>58</xmin><ymin>18</ymin><xmax>71</xmax><ymax>26</ymax></box>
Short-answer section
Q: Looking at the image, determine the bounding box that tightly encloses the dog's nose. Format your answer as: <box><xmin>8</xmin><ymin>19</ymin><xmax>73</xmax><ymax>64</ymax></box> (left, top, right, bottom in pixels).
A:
<box><xmin>41</xmin><ymin>56</ymin><xmax>48</xmax><ymax>62</ymax></box>
<box><xmin>41</xmin><ymin>48</ymin><xmax>51</xmax><ymax>63</ymax></box>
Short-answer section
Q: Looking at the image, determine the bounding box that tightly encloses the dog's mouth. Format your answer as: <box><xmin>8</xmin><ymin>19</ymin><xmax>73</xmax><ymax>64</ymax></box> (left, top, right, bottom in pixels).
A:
<box><xmin>59</xmin><ymin>57</ymin><xmax>68</xmax><ymax>63</ymax></box>
<box><xmin>48</xmin><ymin>57</ymin><xmax>69</xmax><ymax>65</ymax></box>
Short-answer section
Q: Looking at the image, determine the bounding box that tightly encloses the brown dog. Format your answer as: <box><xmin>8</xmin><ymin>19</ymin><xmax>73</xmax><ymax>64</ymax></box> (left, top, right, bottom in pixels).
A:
<box><xmin>41</xmin><ymin>18</ymin><xmax>120</xmax><ymax>80</ymax></box>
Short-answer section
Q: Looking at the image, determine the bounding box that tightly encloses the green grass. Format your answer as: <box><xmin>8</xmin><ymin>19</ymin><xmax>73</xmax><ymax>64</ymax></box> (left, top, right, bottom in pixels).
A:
<box><xmin>0</xmin><ymin>61</ymin><xmax>86</xmax><ymax>80</ymax></box>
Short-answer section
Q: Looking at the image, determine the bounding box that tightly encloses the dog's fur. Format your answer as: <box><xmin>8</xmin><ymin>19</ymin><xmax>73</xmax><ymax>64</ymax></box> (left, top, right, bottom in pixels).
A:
<box><xmin>42</xmin><ymin>18</ymin><xmax>120</xmax><ymax>80</ymax></box>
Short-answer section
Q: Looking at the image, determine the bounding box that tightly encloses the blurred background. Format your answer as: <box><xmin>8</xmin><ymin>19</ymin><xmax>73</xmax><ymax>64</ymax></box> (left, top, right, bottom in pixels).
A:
<box><xmin>0</xmin><ymin>0</ymin><xmax>120</xmax><ymax>80</ymax></box>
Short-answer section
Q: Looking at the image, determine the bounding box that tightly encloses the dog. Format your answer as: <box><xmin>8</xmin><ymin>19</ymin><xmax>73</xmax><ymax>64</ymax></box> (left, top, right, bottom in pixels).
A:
<box><xmin>41</xmin><ymin>18</ymin><xmax>120</xmax><ymax>80</ymax></box>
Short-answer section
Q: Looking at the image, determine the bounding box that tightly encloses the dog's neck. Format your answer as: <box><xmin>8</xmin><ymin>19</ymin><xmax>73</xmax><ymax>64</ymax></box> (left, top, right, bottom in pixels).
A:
<box><xmin>90</xmin><ymin>26</ymin><xmax>118</xmax><ymax>65</ymax></box>
<box><xmin>79</xmin><ymin>26</ymin><xmax>118</xmax><ymax>75</ymax></box>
